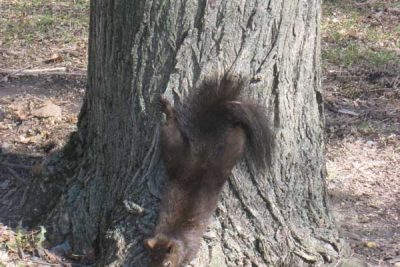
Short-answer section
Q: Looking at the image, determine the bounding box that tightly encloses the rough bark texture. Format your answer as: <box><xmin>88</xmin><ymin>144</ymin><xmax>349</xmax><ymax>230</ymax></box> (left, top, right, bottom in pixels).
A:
<box><xmin>22</xmin><ymin>0</ymin><xmax>350</xmax><ymax>266</ymax></box>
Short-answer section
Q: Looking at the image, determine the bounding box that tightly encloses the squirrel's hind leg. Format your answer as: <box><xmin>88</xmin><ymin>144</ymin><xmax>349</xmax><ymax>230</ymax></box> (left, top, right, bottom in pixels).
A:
<box><xmin>219</xmin><ymin>127</ymin><xmax>246</xmax><ymax>173</ymax></box>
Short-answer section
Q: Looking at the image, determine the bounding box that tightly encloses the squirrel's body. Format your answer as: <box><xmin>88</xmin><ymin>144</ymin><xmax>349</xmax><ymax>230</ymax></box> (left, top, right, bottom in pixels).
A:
<box><xmin>145</xmin><ymin>76</ymin><xmax>271</xmax><ymax>267</ymax></box>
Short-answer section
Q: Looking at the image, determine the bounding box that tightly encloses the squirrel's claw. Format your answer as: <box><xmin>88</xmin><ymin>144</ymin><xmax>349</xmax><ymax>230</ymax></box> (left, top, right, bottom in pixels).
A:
<box><xmin>160</xmin><ymin>96</ymin><xmax>175</xmax><ymax>120</ymax></box>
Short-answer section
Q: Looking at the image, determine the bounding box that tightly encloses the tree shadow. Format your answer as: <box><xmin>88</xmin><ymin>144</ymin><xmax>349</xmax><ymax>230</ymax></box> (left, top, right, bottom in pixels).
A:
<box><xmin>329</xmin><ymin>189</ymin><xmax>400</xmax><ymax>265</ymax></box>
<box><xmin>0</xmin><ymin>75</ymin><xmax>86</xmax><ymax>226</ymax></box>
<box><xmin>0</xmin><ymin>152</ymin><xmax>43</xmax><ymax>226</ymax></box>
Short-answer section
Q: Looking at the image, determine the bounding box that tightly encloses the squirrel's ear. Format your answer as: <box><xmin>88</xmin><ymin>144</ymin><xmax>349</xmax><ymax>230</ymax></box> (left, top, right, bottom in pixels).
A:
<box><xmin>166</xmin><ymin>241</ymin><xmax>174</xmax><ymax>253</ymax></box>
<box><xmin>144</xmin><ymin>238</ymin><xmax>157</xmax><ymax>250</ymax></box>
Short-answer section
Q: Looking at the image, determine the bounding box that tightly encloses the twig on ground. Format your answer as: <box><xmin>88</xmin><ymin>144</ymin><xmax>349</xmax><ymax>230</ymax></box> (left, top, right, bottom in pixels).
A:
<box><xmin>7</xmin><ymin>167</ymin><xmax>27</xmax><ymax>184</ymax></box>
<box><xmin>1</xmin><ymin>67</ymin><xmax>66</xmax><ymax>75</ymax></box>
<box><xmin>29</xmin><ymin>260</ymin><xmax>62</xmax><ymax>266</ymax></box>
<box><xmin>337</xmin><ymin>109</ymin><xmax>360</xmax><ymax>116</ymax></box>
<box><xmin>0</xmin><ymin>48</ymin><xmax>22</xmax><ymax>56</ymax></box>
<box><xmin>1</xmin><ymin>162</ymin><xmax>32</xmax><ymax>170</ymax></box>
<box><xmin>0</xmin><ymin>66</ymin><xmax>32</xmax><ymax>81</ymax></box>
<box><xmin>0</xmin><ymin>67</ymin><xmax>86</xmax><ymax>78</ymax></box>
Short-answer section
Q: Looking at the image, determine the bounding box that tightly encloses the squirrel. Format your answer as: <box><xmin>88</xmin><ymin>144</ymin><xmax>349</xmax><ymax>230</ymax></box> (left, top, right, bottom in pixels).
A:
<box><xmin>144</xmin><ymin>75</ymin><xmax>271</xmax><ymax>267</ymax></box>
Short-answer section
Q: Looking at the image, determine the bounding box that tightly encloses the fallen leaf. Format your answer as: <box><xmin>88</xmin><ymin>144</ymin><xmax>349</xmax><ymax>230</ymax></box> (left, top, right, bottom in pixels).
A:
<box><xmin>365</xmin><ymin>241</ymin><xmax>377</xmax><ymax>249</ymax></box>
<box><xmin>0</xmin><ymin>142</ymin><xmax>11</xmax><ymax>153</ymax></box>
<box><xmin>50</xmin><ymin>241</ymin><xmax>72</xmax><ymax>258</ymax></box>
<box><xmin>43</xmin><ymin>249</ymin><xmax>61</xmax><ymax>263</ymax></box>
<box><xmin>0</xmin><ymin>179</ymin><xmax>11</xmax><ymax>190</ymax></box>
<box><xmin>10</xmin><ymin>102</ymin><xmax>28</xmax><ymax>120</ymax></box>
<box><xmin>0</xmin><ymin>122</ymin><xmax>8</xmax><ymax>130</ymax></box>
<box><xmin>32</xmin><ymin>163</ymin><xmax>45</xmax><ymax>177</ymax></box>
<box><xmin>0</xmin><ymin>251</ymin><xmax>10</xmax><ymax>263</ymax></box>
<box><xmin>67</xmin><ymin>116</ymin><xmax>78</xmax><ymax>124</ymax></box>
<box><xmin>32</xmin><ymin>101</ymin><xmax>62</xmax><ymax>119</ymax></box>
<box><xmin>389</xmin><ymin>256</ymin><xmax>400</xmax><ymax>264</ymax></box>
<box><xmin>44</xmin><ymin>53</ymin><xmax>63</xmax><ymax>64</ymax></box>
<box><xmin>19</xmin><ymin>135</ymin><xmax>31</xmax><ymax>144</ymax></box>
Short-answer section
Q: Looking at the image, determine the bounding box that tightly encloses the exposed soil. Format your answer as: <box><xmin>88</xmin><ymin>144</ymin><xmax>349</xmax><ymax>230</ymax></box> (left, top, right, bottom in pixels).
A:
<box><xmin>0</xmin><ymin>76</ymin><xmax>85</xmax><ymax>266</ymax></box>
<box><xmin>0</xmin><ymin>73</ymin><xmax>399</xmax><ymax>267</ymax></box>
<box><xmin>321</xmin><ymin>1</ymin><xmax>400</xmax><ymax>265</ymax></box>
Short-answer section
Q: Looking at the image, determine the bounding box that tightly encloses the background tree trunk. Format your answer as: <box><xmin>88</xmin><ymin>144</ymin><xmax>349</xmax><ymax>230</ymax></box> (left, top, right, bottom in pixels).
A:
<box><xmin>22</xmin><ymin>0</ymin><xmax>350</xmax><ymax>266</ymax></box>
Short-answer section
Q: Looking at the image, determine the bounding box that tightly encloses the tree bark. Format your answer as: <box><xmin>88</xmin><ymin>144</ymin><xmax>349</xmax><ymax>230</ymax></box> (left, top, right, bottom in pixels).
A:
<box><xmin>22</xmin><ymin>0</ymin><xmax>350</xmax><ymax>266</ymax></box>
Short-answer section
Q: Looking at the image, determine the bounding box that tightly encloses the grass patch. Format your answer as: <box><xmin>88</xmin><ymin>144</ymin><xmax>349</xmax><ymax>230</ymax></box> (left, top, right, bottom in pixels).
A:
<box><xmin>36</xmin><ymin>13</ymin><xmax>56</xmax><ymax>31</ymax></box>
<box><xmin>0</xmin><ymin>224</ymin><xmax>47</xmax><ymax>256</ymax></box>
<box><xmin>0</xmin><ymin>1</ymin><xmax>89</xmax><ymax>45</ymax></box>
<box><xmin>322</xmin><ymin>0</ymin><xmax>400</xmax><ymax>48</ymax></box>
<box><xmin>323</xmin><ymin>42</ymin><xmax>399</xmax><ymax>67</ymax></box>
<box><xmin>0</xmin><ymin>0</ymin><xmax>89</xmax><ymax>69</ymax></box>
<box><xmin>322</xmin><ymin>0</ymin><xmax>400</xmax><ymax>73</ymax></box>
<box><xmin>323</xmin><ymin>9</ymin><xmax>393</xmax><ymax>45</ymax></box>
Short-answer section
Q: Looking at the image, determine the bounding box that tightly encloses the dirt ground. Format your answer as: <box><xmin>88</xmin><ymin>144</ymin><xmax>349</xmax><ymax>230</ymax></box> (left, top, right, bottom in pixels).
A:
<box><xmin>0</xmin><ymin>0</ymin><xmax>400</xmax><ymax>266</ymax></box>
<box><xmin>322</xmin><ymin>1</ymin><xmax>400</xmax><ymax>265</ymax></box>
<box><xmin>1</xmin><ymin>72</ymin><xmax>399</xmax><ymax>267</ymax></box>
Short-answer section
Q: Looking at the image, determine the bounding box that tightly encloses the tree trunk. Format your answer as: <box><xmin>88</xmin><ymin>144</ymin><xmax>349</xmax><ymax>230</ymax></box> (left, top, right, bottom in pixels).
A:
<box><xmin>22</xmin><ymin>0</ymin><xmax>350</xmax><ymax>266</ymax></box>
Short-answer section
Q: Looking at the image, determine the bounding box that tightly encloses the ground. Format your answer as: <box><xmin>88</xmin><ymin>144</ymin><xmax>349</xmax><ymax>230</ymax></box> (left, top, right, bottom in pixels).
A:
<box><xmin>0</xmin><ymin>0</ymin><xmax>399</xmax><ymax>266</ymax></box>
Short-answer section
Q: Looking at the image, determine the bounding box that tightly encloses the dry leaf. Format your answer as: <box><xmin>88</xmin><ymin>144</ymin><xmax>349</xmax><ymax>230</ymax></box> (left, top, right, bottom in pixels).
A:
<box><xmin>32</xmin><ymin>163</ymin><xmax>45</xmax><ymax>177</ymax></box>
<box><xmin>32</xmin><ymin>101</ymin><xmax>62</xmax><ymax>119</ymax></box>
<box><xmin>365</xmin><ymin>241</ymin><xmax>377</xmax><ymax>249</ymax></box>
<box><xmin>44</xmin><ymin>53</ymin><xmax>63</xmax><ymax>64</ymax></box>
<box><xmin>19</xmin><ymin>135</ymin><xmax>30</xmax><ymax>144</ymax></box>
<box><xmin>0</xmin><ymin>122</ymin><xmax>8</xmax><ymax>130</ymax></box>
<box><xmin>43</xmin><ymin>249</ymin><xmax>61</xmax><ymax>263</ymax></box>
<box><xmin>67</xmin><ymin>116</ymin><xmax>78</xmax><ymax>124</ymax></box>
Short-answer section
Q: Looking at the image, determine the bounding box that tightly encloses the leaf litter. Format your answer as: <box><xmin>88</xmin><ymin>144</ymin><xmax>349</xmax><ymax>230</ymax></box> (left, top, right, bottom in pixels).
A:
<box><xmin>0</xmin><ymin>0</ymin><xmax>399</xmax><ymax>266</ymax></box>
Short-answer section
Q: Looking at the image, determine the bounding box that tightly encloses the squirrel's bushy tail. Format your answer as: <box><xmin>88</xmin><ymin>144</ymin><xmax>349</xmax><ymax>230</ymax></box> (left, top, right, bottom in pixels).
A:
<box><xmin>175</xmin><ymin>75</ymin><xmax>272</xmax><ymax>170</ymax></box>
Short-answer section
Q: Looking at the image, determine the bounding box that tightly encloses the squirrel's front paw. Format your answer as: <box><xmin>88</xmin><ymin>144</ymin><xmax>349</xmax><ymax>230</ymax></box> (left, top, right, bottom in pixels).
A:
<box><xmin>160</xmin><ymin>96</ymin><xmax>175</xmax><ymax>119</ymax></box>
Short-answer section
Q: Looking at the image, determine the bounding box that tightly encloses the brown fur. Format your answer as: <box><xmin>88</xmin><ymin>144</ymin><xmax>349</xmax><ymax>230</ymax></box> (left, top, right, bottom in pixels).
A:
<box><xmin>145</xmin><ymin>75</ymin><xmax>271</xmax><ymax>267</ymax></box>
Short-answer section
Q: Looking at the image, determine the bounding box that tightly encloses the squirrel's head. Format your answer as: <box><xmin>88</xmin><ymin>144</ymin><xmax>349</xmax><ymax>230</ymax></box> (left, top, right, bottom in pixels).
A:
<box><xmin>144</xmin><ymin>234</ymin><xmax>184</xmax><ymax>267</ymax></box>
